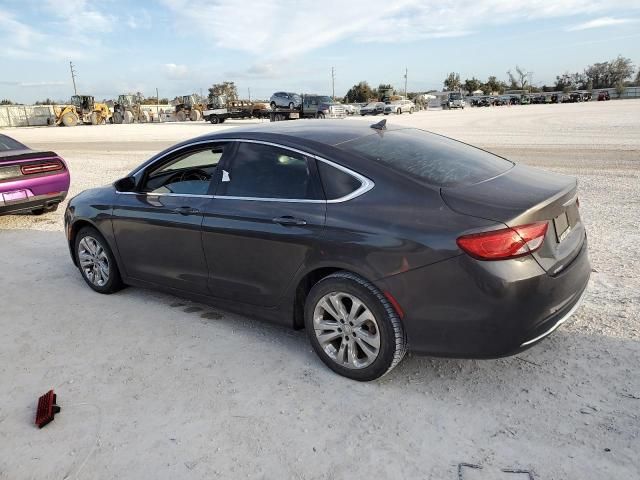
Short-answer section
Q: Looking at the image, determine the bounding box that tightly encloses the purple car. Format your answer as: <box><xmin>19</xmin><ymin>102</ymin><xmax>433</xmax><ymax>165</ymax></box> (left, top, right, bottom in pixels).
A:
<box><xmin>0</xmin><ymin>133</ymin><xmax>70</xmax><ymax>215</ymax></box>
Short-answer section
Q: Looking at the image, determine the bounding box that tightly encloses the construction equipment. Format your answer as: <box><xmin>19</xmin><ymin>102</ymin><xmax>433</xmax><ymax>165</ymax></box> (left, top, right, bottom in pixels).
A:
<box><xmin>174</xmin><ymin>94</ymin><xmax>206</xmax><ymax>121</ymax></box>
<box><xmin>52</xmin><ymin>104</ymin><xmax>81</xmax><ymax>127</ymax></box>
<box><xmin>71</xmin><ymin>95</ymin><xmax>111</xmax><ymax>125</ymax></box>
<box><xmin>53</xmin><ymin>95</ymin><xmax>111</xmax><ymax>126</ymax></box>
<box><xmin>112</xmin><ymin>94</ymin><xmax>151</xmax><ymax>124</ymax></box>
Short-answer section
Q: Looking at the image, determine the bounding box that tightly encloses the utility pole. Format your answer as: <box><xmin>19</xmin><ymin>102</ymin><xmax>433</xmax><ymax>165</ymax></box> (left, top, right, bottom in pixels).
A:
<box><xmin>404</xmin><ymin>67</ymin><xmax>408</xmax><ymax>99</ymax></box>
<box><xmin>69</xmin><ymin>61</ymin><xmax>78</xmax><ymax>95</ymax></box>
<box><xmin>156</xmin><ymin>87</ymin><xmax>160</xmax><ymax>122</ymax></box>
<box><xmin>527</xmin><ymin>71</ymin><xmax>534</xmax><ymax>93</ymax></box>
<box><xmin>331</xmin><ymin>67</ymin><xmax>335</xmax><ymax>101</ymax></box>
<box><xmin>248</xmin><ymin>87</ymin><xmax>251</xmax><ymax>102</ymax></box>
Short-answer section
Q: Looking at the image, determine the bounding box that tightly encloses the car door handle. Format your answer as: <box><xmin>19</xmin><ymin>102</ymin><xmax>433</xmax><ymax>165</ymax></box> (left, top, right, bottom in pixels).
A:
<box><xmin>173</xmin><ymin>206</ymin><xmax>200</xmax><ymax>215</ymax></box>
<box><xmin>272</xmin><ymin>216</ymin><xmax>307</xmax><ymax>226</ymax></box>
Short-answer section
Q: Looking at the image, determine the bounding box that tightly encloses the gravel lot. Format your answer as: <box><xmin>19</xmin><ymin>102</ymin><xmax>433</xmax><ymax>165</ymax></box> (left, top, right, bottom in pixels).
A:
<box><xmin>1</xmin><ymin>101</ymin><xmax>639</xmax><ymax>479</ymax></box>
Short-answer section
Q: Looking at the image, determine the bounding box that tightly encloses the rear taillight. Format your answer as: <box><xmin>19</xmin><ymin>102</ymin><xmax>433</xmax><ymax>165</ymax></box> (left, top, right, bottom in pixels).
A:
<box><xmin>20</xmin><ymin>160</ymin><xmax>64</xmax><ymax>175</ymax></box>
<box><xmin>456</xmin><ymin>222</ymin><xmax>548</xmax><ymax>260</ymax></box>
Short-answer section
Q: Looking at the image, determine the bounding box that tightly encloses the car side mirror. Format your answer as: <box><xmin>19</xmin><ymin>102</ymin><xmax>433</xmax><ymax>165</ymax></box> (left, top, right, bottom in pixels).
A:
<box><xmin>114</xmin><ymin>176</ymin><xmax>136</xmax><ymax>192</ymax></box>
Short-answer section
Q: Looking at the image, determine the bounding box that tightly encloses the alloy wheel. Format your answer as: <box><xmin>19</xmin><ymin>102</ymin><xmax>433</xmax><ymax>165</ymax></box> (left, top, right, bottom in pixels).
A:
<box><xmin>313</xmin><ymin>292</ymin><xmax>380</xmax><ymax>369</ymax></box>
<box><xmin>78</xmin><ymin>236</ymin><xmax>110</xmax><ymax>287</ymax></box>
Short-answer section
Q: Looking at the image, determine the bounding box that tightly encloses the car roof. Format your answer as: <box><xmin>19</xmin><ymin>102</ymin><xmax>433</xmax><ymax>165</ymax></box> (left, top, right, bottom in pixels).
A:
<box><xmin>199</xmin><ymin>120</ymin><xmax>405</xmax><ymax>146</ymax></box>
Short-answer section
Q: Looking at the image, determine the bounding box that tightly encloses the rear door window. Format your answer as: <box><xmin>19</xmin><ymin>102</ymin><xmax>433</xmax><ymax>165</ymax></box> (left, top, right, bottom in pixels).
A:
<box><xmin>218</xmin><ymin>142</ymin><xmax>322</xmax><ymax>200</ymax></box>
<box><xmin>335</xmin><ymin>129</ymin><xmax>512</xmax><ymax>187</ymax></box>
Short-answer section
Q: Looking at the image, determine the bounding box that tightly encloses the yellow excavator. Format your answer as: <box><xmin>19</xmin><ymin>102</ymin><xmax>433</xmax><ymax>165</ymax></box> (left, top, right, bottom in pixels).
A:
<box><xmin>53</xmin><ymin>95</ymin><xmax>111</xmax><ymax>126</ymax></box>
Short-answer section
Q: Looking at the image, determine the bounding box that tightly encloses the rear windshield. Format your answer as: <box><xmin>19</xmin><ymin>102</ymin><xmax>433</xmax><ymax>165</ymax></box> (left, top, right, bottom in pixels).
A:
<box><xmin>0</xmin><ymin>134</ymin><xmax>27</xmax><ymax>152</ymax></box>
<box><xmin>335</xmin><ymin>129</ymin><xmax>513</xmax><ymax>187</ymax></box>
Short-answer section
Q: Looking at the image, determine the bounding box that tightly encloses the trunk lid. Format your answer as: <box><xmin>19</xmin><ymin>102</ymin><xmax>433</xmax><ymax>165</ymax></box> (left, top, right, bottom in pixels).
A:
<box><xmin>442</xmin><ymin>164</ymin><xmax>585</xmax><ymax>275</ymax></box>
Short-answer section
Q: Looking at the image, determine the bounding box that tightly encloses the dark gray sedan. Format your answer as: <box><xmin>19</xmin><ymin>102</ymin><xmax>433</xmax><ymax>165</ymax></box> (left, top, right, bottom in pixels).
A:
<box><xmin>64</xmin><ymin>120</ymin><xmax>590</xmax><ymax>381</ymax></box>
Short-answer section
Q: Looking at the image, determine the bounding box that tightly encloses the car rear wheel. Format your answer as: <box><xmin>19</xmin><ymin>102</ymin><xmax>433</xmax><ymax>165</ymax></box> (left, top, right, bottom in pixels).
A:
<box><xmin>75</xmin><ymin>227</ymin><xmax>124</xmax><ymax>294</ymax></box>
<box><xmin>304</xmin><ymin>271</ymin><xmax>407</xmax><ymax>381</ymax></box>
<box><xmin>288</xmin><ymin>102</ymin><xmax>295</xmax><ymax>110</ymax></box>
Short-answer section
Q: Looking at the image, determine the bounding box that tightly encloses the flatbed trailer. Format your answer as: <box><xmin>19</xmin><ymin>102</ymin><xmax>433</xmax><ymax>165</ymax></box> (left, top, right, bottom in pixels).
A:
<box><xmin>202</xmin><ymin>106</ymin><xmax>301</xmax><ymax>124</ymax></box>
<box><xmin>202</xmin><ymin>94</ymin><xmax>346</xmax><ymax>124</ymax></box>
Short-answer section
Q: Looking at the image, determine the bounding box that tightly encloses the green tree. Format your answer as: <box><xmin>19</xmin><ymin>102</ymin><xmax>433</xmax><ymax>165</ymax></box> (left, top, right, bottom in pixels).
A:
<box><xmin>443</xmin><ymin>72</ymin><xmax>461</xmax><ymax>91</ymax></box>
<box><xmin>585</xmin><ymin>56</ymin><xmax>634</xmax><ymax>88</ymax></box>
<box><xmin>34</xmin><ymin>98</ymin><xmax>57</xmax><ymax>105</ymax></box>
<box><xmin>0</xmin><ymin>99</ymin><xmax>15</xmax><ymax>105</ymax></box>
<box><xmin>463</xmin><ymin>77</ymin><xmax>482</xmax><ymax>95</ymax></box>
<box><xmin>614</xmin><ymin>80</ymin><xmax>626</xmax><ymax>98</ymax></box>
<box><xmin>343</xmin><ymin>81</ymin><xmax>376</xmax><ymax>103</ymax></box>
<box><xmin>140</xmin><ymin>97</ymin><xmax>169</xmax><ymax>105</ymax></box>
<box><xmin>607</xmin><ymin>56</ymin><xmax>634</xmax><ymax>85</ymax></box>
<box><xmin>555</xmin><ymin>72</ymin><xmax>587</xmax><ymax>91</ymax></box>
<box><xmin>483</xmin><ymin>76</ymin><xmax>505</xmax><ymax>95</ymax></box>
<box><xmin>507</xmin><ymin>65</ymin><xmax>529</xmax><ymax>90</ymax></box>
<box><xmin>208</xmin><ymin>81</ymin><xmax>238</xmax><ymax>102</ymax></box>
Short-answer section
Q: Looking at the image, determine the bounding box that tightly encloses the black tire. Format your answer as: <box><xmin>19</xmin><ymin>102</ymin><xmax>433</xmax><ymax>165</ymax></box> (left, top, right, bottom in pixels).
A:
<box><xmin>209</xmin><ymin>115</ymin><xmax>220</xmax><ymax>124</ymax></box>
<box><xmin>316</xmin><ymin>112</ymin><xmax>325</xmax><ymax>119</ymax></box>
<box><xmin>74</xmin><ymin>226</ymin><xmax>124</xmax><ymax>294</ymax></box>
<box><xmin>270</xmin><ymin>101</ymin><xmax>277</xmax><ymax>110</ymax></box>
<box><xmin>304</xmin><ymin>271</ymin><xmax>407</xmax><ymax>381</ymax></box>
<box><xmin>288</xmin><ymin>102</ymin><xmax>295</xmax><ymax>110</ymax></box>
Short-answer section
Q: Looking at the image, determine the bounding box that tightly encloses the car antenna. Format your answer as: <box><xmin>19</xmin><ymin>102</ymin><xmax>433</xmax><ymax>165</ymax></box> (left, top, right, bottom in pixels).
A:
<box><xmin>370</xmin><ymin>119</ymin><xmax>386</xmax><ymax>130</ymax></box>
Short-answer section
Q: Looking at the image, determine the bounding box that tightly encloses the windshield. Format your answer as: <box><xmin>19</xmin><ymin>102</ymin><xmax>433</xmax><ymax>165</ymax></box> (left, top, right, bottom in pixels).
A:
<box><xmin>318</xmin><ymin>96</ymin><xmax>332</xmax><ymax>103</ymax></box>
<box><xmin>449</xmin><ymin>93</ymin><xmax>462</xmax><ymax>100</ymax></box>
<box><xmin>335</xmin><ymin>129</ymin><xmax>513</xmax><ymax>187</ymax></box>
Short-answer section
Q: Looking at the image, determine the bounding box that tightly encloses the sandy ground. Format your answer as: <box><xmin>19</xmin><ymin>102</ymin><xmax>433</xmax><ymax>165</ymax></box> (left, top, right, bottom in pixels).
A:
<box><xmin>1</xmin><ymin>101</ymin><xmax>639</xmax><ymax>480</ymax></box>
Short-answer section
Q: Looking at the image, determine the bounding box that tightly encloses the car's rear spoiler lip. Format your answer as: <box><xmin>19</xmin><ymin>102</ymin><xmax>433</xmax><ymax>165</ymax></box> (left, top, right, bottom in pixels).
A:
<box><xmin>0</xmin><ymin>150</ymin><xmax>59</xmax><ymax>163</ymax></box>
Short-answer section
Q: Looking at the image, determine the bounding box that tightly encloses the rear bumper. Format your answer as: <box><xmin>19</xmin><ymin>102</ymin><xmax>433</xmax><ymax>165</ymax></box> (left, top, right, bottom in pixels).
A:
<box><xmin>377</xmin><ymin>235</ymin><xmax>591</xmax><ymax>357</ymax></box>
<box><xmin>0</xmin><ymin>191</ymin><xmax>67</xmax><ymax>215</ymax></box>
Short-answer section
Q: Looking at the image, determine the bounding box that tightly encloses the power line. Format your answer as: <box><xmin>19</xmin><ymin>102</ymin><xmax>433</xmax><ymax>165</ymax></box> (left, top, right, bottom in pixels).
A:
<box><xmin>69</xmin><ymin>61</ymin><xmax>78</xmax><ymax>95</ymax></box>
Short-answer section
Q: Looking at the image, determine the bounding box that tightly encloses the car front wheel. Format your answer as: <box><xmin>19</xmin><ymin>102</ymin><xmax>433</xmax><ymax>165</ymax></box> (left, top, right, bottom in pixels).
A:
<box><xmin>305</xmin><ymin>271</ymin><xmax>407</xmax><ymax>381</ymax></box>
<box><xmin>75</xmin><ymin>226</ymin><xmax>124</xmax><ymax>294</ymax></box>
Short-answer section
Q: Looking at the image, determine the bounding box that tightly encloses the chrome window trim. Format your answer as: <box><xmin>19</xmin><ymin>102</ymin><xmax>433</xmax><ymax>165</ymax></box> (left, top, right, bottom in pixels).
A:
<box><xmin>124</xmin><ymin>138</ymin><xmax>374</xmax><ymax>204</ymax></box>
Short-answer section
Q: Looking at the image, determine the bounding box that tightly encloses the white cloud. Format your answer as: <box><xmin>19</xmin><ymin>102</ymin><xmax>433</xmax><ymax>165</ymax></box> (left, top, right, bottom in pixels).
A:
<box><xmin>162</xmin><ymin>0</ymin><xmax>640</xmax><ymax>59</ymax></box>
<box><xmin>163</xmin><ymin>63</ymin><xmax>190</xmax><ymax>79</ymax></box>
<box><xmin>0</xmin><ymin>81</ymin><xmax>66</xmax><ymax>87</ymax></box>
<box><xmin>126</xmin><ymin>10</ymin><xmax>152</xmax><ymax>30</ymax></box>
<box><xmin>0</xmin><ymin>1</ymin><xmax>117</xmax><ymax>61</ymax></box>
<box><xmin>0</xmin><ymin>8</ymin><xmax>87</xmax><ymax>60</ymax></box>
<box><xmin>43</xmin><ymin>0</ymin><xmax>115</xmax><ymax>33</ymax></box>
<box><xmin>567</xmin><ymin>16</ymin><xmax>637</xmax><ymax>31</ymax></box>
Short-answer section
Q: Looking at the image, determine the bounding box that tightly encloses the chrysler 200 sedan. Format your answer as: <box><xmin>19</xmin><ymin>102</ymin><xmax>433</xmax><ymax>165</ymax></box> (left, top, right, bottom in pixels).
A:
<box><xmin>64</xmin><ymin>120</ymin><xmax>590</xmax><ymax>381</ymax></box>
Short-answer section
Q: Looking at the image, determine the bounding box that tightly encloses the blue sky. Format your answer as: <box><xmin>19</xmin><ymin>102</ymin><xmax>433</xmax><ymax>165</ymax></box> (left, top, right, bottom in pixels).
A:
<box><xmin>1</xmin><ymin>0</ymin><xmax>639</xmax><ymax>103</ymax></box>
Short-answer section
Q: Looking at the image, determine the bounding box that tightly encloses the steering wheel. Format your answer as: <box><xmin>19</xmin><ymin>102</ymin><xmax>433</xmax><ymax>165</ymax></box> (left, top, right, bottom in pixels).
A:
<box><xmin>166</xmin><ymin>168</ymin><xmax>210</xmax><ymax>185</ymax></box>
